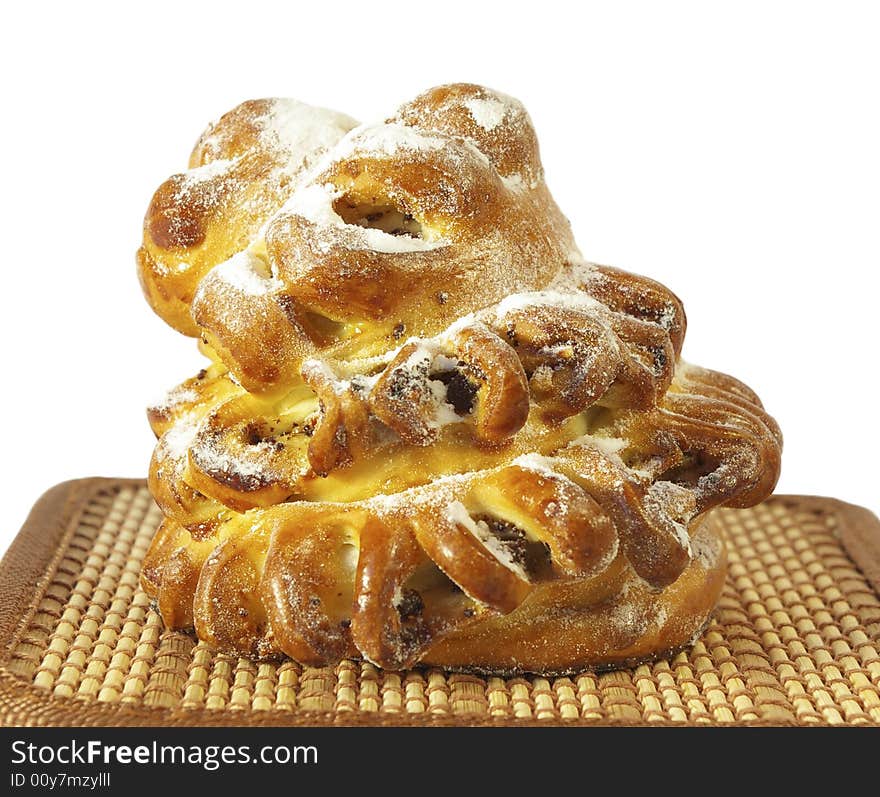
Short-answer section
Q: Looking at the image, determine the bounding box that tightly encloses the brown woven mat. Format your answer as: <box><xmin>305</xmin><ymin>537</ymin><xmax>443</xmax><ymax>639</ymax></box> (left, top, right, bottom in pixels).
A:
<box><xmin>1</xmin><ymin>479</ymin><xmax>878</xmax><ymax>726</ymax></box>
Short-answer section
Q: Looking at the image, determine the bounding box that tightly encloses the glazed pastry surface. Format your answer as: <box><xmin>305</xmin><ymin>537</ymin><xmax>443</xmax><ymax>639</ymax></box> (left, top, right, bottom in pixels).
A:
<box><xmin>139</xmin><ymin>84</ymin><xmax>782</xmax><ymax>672</ymax></box>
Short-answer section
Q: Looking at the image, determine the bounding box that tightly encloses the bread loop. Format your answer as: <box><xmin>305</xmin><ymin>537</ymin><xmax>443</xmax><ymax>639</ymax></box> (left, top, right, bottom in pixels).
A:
<box><xmin>494</xmin><ymin>303</ymin><xmax>623</xmax><ymax>421</ymax></box>
<box><xmin>656</xmin><ymin>394</ymin><xmax>782</xmax><ymax>511</ymax></box>
<box><xmin>138</xmin><ymin>99</ymin><xmax>357</xmax><ymax>335</ymax></box>
<box><xmin>469</xmin><ymin>464</ymin><xmax>619</xmax><ymax>579</ymax></box>
<box><xmin>350</xmin><ymin>513</ymin><xmax>481</xmax><ymax>669</ymax></box>
<box><xmin>301</xmin><ymin>360</ymin><xmax>375</xmax><ymax>476</ymax></box>
<box><xmin>435</xmin><ymin>324</ymin><xmax>531</xmax><ymax>444</ymax></box>
<box><xmin>142</xmin><ymin>517</ymin><xmax>233</xmax><ymax>631</ymax></box>
<box><xmin>552</xmin><ymin>443</ymin><xmax>694</xmax><ymax>587</ymax></box>
<box><xmin>147</xmin><ymin>376</ymin><xmax>233</xmax><ymax>533</ymax></box>
<box><xmin>297</xmin><ymin>323</ymin><xmax>533</xmax><ymax>449</ymax></box>
<box><xmin>411</xmin><ymin>500</ymin><xmax>534</xmax><ymax>615</ymax></box>
<box><xmin>601</xmin><ymin>311</ymin><xmax>677</xmax><ymax>408</ymax></box>
<box><xmin>260</xmin><ymin>506</ymin><xmax>361</xmax><ymax>665</ymax></box>
<box><xmin>580</xmin><ymin>264</ymin><xmax>687</xmax><ymax>357</ymax></box>
<box><xmin>192</xmin><ymin>520</ymin><xmax>272</xmax><ymax>658</ymax></box>
<box><xmin>147</xmin><ymin>444</ymin><xmax>221</xmax><ymax>534</ymax></box>
<box><xmin>190</xmin><ymin>251</ymin><xmax>320</xmax><ymax>393</ymax></box>
<box><xmin>185</xmin><ymin>393</ymin><xmax>310</xmax><ymax>511</ymax></box>
<box><xmin>392</xmin><ymin>83</ymin><xmax>543</xmax><ymax>186</ymax></box>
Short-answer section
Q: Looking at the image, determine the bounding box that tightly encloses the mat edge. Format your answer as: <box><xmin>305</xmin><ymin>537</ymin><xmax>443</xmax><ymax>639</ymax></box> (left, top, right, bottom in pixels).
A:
<box><xmin>811</xmin><ymin>497</ymin><xmax>880</xmax><ymax>597</ymax></box>
<box><xmin>0</xmin><ymin>479</ymin><xmax>139</xmax><ymax>653</ymax></box>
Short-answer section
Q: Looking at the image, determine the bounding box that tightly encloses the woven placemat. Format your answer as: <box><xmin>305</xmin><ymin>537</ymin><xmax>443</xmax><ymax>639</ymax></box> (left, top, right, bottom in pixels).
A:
<box><xmin>1</xmin><ymin>479</ymin><xmax>878</xmax><ymax>726</ymax></box>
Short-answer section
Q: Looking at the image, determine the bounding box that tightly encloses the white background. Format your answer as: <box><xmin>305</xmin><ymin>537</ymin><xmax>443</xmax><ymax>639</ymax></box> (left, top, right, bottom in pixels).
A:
<box><xmin>1</xmin><ymin>1</ymin><xmax>877</xmax><ymax>556</ymax></box>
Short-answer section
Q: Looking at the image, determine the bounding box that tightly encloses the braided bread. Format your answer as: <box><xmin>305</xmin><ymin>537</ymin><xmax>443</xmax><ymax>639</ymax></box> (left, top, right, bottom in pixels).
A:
<box><xmin>138</xmin><ymin>84</ymin><xmax>782</xmax><ymax>674</ymax></box>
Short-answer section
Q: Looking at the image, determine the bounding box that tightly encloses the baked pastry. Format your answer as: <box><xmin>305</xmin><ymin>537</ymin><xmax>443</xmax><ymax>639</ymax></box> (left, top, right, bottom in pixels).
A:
<box><xmin>138</xmin><ymin>84</ymin><xmax>782</xmax><ymax>674</ymax></box>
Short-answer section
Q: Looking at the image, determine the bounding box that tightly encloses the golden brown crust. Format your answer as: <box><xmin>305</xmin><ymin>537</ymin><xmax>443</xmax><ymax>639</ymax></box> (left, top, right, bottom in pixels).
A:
<box><xmin>140</xmin><ymin>358</ymin><xmax>777</xmax><ymax>671</ymax></box>
<box><xmin>138</xmin><ymin>99</ymin><xmax>357</xmax><ymax>335</ymax></box>
<box><xmin>420</xmin><ymin>517</ymin><xmax>727</xmax><ymax>675</ymax></box>
<box><xmin>137</xmin><ymin>84</ymin><xmax>782</xmax><ymax>674</ymax></box>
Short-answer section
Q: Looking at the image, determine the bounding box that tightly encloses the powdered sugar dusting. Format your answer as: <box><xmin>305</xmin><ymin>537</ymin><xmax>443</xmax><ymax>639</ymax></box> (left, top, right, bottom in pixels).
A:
<box><xmin>159</xmin><ymin>412</ymin><xmax>201</xmax><ymax>459</ymax></box>
<box><xmin>643</xmin><ymin>481</ymin><xmax>696</xmax><ymax>556</ymax></box>
<box><xmin>511</xmin><ymin>453</ymin><xmax>565</xmax><ymax>480</ymax></box>
<box><xmin>379</xmin><ymin>340</ymin><xmax>465</xmax><ymax>430</ymax></box>
<box><xmin>149</xmin><ymin>384</ymin><xmax>199</xmax><ymax>415</ymax></box>
<box><xmin>493</xmin><ymin>289</ymin><xmax>606</xmax><ymax>318</ymax></box>
<box><xmin>169</xmin><ymin>158</ymin><xmax>241</xmax><ymax>224</ymax></box>
<box><xmin>335</xmin><ymin>121</ymin><xmax>447</xmax><ymax>160</ymax></box>
<box><xmin>190</xmin><ymin>432</ymin><xmax>283</xmax><ymax>485</ymax></box>
<box><xmin>208</xmin><ymin>251</ymin><xmax>282</xmax><ymax>296</ymax></box>
<box><xmin>692</xmin><ymin>523</ymin><xmax>723</xmax><ymax>568</ymax></box>
<box><xmin>464</xmin><ymin>97</ymin><xmax>507</xmax><ymax>132</ymax></box>
<box><xmin>280</xmin><ymin>183</ymin><xmax>448</xmax><ymax>254</ymax></box>
<box><xmin>196</xmin><ymin>98</ymin><xmax>357</xmax><ymax>177</ymax></box>
<box><xmin>366</xmin><ymin>471</ymin><xmax>475</xmax><ymax>515</ymax></box>
<box><xmin>261</xmin><ymin>99</ymin><xmax>357</xmax><ymax>167</ymax></box>
<box><xmin>546</xmin><ymin>259</ymin><xmax>597</xmax><ymax>291</ymax></box>
<box><xmin>446</xmin><ymin>501</ymin><xmax>529</xmax><ymax>580</ymax></box>
<box><xmin>588</xmin><ymin>435</ymin><xmax>629</xmax><ymax>458</ymax></box>
<box><xmin>281</xmin><ymin>183</ymin><xmax>342</xmax><ymax>228</ymax></box>
<box><xmin>179</xmin><ymin>158</ymin><xmax>237</xmax><ymax>185</ymax></box>
<box><xmin>654</xmin><ymin>605</ymin><xmax>669</xmax><ymax>629</ymax></box>
<box><xmin>608</xmin><ymin>581</ymin><xmax>649</xmax><ymax>638</ymax></box>
<box><xmin>500</xmin><ymin>172</ymin><xmax>540</xmax><ymax>192</ymax></box>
